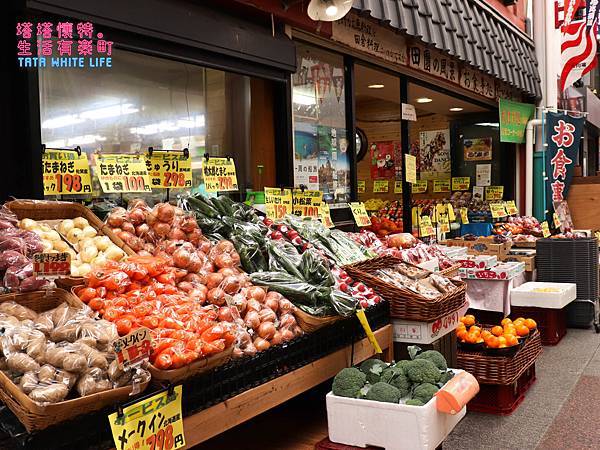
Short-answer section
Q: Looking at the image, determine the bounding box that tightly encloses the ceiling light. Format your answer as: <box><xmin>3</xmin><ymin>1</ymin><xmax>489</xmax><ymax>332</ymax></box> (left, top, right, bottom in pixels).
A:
<box><xmin>293</xmin><ymin>92</ymin><xmax>317</xmax><ymax>106</ymax></box>
<box><xmin>368</xmin><ymin>84</ymin><xmax>385</xmax><ymax>89</ymax></box>
<box><xmin>325</xmin><ymin>5</ymin><xmax>338</xmax><ymax>16</ymax></box>
<box><xmin>42</xmin><ymin>115</ymin><xmax>85</xmax><ymax>129</ymax></box>
<box><xmin>307</xmin><ymin>0</ymin><xmax>353</xmax><ymax>21</ymax></box>
<box><xmin>80</xmin><ymin>103</ymin><xmax>138</xmax><ymax>120</ymax></box>
<box><xmin>416</xmin><ymin>97</ymin><xmax>433</xmax><ymax>103</ymax></box>
<box><xmin>449</xmin><ymin>107</ymin><xmax>464</xmax><ymax>112</ymax></box>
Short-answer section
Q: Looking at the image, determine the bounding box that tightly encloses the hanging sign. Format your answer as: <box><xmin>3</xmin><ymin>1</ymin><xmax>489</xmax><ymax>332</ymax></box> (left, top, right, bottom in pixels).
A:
<box><xmin>438</xmin><ymin>214</ymin><xmax>450</xmax><ymax>233</ymax></box>
<box><xmin>42</xmin><ymin>150</ymin><xmax>92</xmax><ymax>195</ymax></box>
<box><xmin>292</xmin><ymin>189</ymin><xmax>322</xmax><ymax>217</ymax></box>
<box><xmin>553</xmin><ymin>212</ymin><xmax>562</xmax><ymax>229</ymax></box>
<box><xmin>489</xmin><ymin>202</ymin><xmax>508</xmax><ymax>218</ymax></box>
<box><xmin>145</xmin><ymin>151</ymin><xmax>192</xmax><ymax>189</ymax></box>
<box><xmin>451</xmin><ymin>177</ymin><xmax>470</xmax><ymax>191</ymax></box>
<box><xmin>319</xmin><ymin>203</ymin><xmax>335</xmax><ymax>228</ymax></box>
<box><xmin>412</xmin><ymin>180</ymin><xmax>428</xmax><ymax>194</ymax></box>
<box><xmin>349</xmin><ymin>202</ymin><xmax>372</xmax><ymax>227</ymax></box>
<box><xmin>112</xmin><ymin>327</ymin><xmax>152</xmax><ymax>370</ymax></box>
<box><xmin>357</xmin><ymin>180</ymin><xmax>366</xmax><ymax>193</ymax></box>
<box><xmin>401</xmin><ymin>103</ymin><xmax>417</xmax><ymax>121</ymax></box>
<box><xmin>505</xmin><ymin>200</ymin><xmax>519</xmax><ymax>215</ymax></box>
<box><xmin>394</xmin><ymin>181</ymin><xmax>403</xmax><ymax>194</ymax></box>
<box><xmin>405</xmin><ymin>154</ymin><xmax>417</xmax><ymax>184</ymax></box>
<box><xmin>485</xmin><ymin>186</ymin><xmax>504</xmax><ymax>201</ymax></box>
<box><xmin>541</xmin><ymin>221</ymin><xmax>551</xmax><ymax>238</ymax></box>
<box><xmin>433</xmin><ymin>179</ymin><xmax>451</xmax><ymax>193</ymax></box>
<box><xmin>545</xmin><ymin>112</ymin><xmax>584</xmax><ymax>208</ymax></box>
<box><xmin>459</xmin><ymin>208</ymin><xmax>469</xmax><ymax>224</ymax></box>
<box><xmin>499</xmin><ymin>99</ymin><xmax>535</xmax><ymax>143</ymax></box>
<box><xmin>95</xmin><ymin>154</ymin><xmax>152</xmax><ymax>194</ymax></box>
<box><xmin>264</xmin><ymin>187</ymin><xmax>292</xmax><ymax>220</ymax></box>
<box><xmin>202</xmin><ymin>157</ymin><xmax>238</xmax><ymax>192</ymax></box>
<box><xmin>419</xmin><ymin>216</ymin><xmax>435</xmax><ymax>237</ymax></box>
<box><xmin>109</xmin><ymin>385</ymin><xmax>185</xmax><ymax>450</ymax></box>
<box><xmin>373</xmin><ymin>180</ymin><xmax>389</xmax><ymax>193</ymax></box>
<box><xmin>447</xmin><ymin>203</ymin><xmax>456</xmax><ymax>221</ymax></box>
<box><xmin>32</xmin><ymin>252</ymin><xmax>71</xmax><ymax>277</ymax></box>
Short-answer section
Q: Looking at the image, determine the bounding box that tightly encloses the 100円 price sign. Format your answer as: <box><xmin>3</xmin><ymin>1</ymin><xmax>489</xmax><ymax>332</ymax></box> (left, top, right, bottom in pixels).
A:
<box><xmin>202</xmin><ymin>157</ymin><xmax>238</xmax><ymax>192</ymax></box>
<box><xmin>109</xmin><ymin>385</ymin><xmax>185</xmax><ymax>450</ymax></box>
<box><xmin>42</xmin><ymin>150</ymin><xmax>92</xmax><ymax>195</ymax></box>
<box><xmin>95</xmin><ymin>154</ymin><xmax>152</xmax><ymax>193</ymax></box>
<box><xmin>145</xmin><ymin>152</ymin><xmax>192</xmax><ymax>189</ymax></box>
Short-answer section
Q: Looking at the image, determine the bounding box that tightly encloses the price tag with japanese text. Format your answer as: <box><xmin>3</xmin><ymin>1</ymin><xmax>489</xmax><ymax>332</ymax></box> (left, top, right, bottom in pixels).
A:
<box><xmin>145</xmin><ymin>152</ymin><xmax>192</xmax><ymax>189</ymax></box>
<box><xmin>319</xmin><ymin>203</ymin><xmax>335</xmax><ymax>228</ymax></box>
<box><xmin>433</xmin><ymin>179</ymin><xmax>451</xmax><ymax>193</ymax></box>
<box><xmin>264</xmin><ymin>187</ymin><xmax>292</xmax><ymax>220</ymax></box>
<box><xmin>349</xmin><ymin>202</ymin><xmax>371</xmax><ymax>227</ymax></box>
<box><xmin>112</xmin><ymin>327</ymin><xmax>152</xmax><ymax>370</ymax></box>
<box><xmin>505</xmin><ymin>200</ymin><xmax>519</xmax><ymax>215</ymax></box>
<box><xmin>553</xmin><ymin>212</ymin><xmax>561</xmax><ymax>229</ymax></box>
<box><xmin>202</xmin><ymin>157</ymin><xmax>238</xmax><ymax>192</ymax></box>
<box><xmin>373</xmin><ymin>180</ymin><xmax>389</xmax><ymax>193</ymax></box>
<box><xmin>32</xmin><ymin>252</ymin><xmax>71</xmax><ymax>277</ymax></box>
<box><xmin>357</xmin><ymin>180</ymin><xmax>366</xmax><ymax>193</ymax></box>
<box><xmin>109</xmin><ymin>385</ymin><xmax>185</xmax><ymax>450</ymax></box>
<box><xmin>394</xmin><ymin>181</ymin><xmax>403</xmax><ymax>194</ymax></box>
<box><xmin>95</xmin><ymin>154</ymin><xmax>152</xmax><ymax>194</ymax></box>
<box><xmin>419</xmin><ymin>216</ymin><xmax>435</xmax><ymax>237</ymax></box>
<box><xmin>490</xmin><ymin>203</ymin><xmax>508</xmax><ymax>218</ymax></box>
<box><xmin>447</xmin><ymin>203</ymin><xmax>456</xmax><ymax>221</ymax></box>
<box><xmin>42</xmin><ymin>150</ymin><xmax>92</xmax><ymax>195</ymax></box>
<box><xmin>438</xmin><ymin>215</ymin><xmax>450</xmax><ymax>233</ymax></box>
<box><xmin>412</xmin><ymin>180</ymin><xmax>428</xmax><ymax>194</ymax></box>
<box><xmin>541</xmin><ymin>221</ymin><xmax>551</xmax><ymax>238</ymax></box>
<box><xmin>460</xmin><ymin>207</ymin><xmax>469</xmax><ymax>224</ymax></box>
<box><xmin>485</xmin><ymin>185</ymin><xmax>504</xmax><ymax>201</ymax></box>
<box><xmin>405</xmin><ymin>154</ymin><xmax>417</xmax><ymax>184</ymax></box>
<box><xmin>451</xmin><ymin>177</ymin><xmax>470</xmax><ymax>191</ymax></box>
<box><xmin>292</xmin><ymin>190</ymin><xmax>322</xmax><ymax>217</ymax></box>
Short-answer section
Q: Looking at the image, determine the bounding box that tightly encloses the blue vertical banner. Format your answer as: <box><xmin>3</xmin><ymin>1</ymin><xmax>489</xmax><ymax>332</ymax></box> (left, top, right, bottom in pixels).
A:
<box><xmin>545</xmin><ymin>112</ymin><xmax>584</xmax><ymax>210</ymax></box>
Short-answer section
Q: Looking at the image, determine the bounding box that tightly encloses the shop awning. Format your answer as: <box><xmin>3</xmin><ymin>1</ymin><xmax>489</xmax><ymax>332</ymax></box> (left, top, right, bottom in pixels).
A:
<box><xmin>352</xmin><ymin>0</ymin><xmax>541</xmax><ymax>99</ymax></box>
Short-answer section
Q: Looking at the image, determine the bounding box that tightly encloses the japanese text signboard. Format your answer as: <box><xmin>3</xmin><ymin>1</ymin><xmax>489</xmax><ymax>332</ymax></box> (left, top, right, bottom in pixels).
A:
<box><xmin>264</xmin><ymin>187</ymin><xmax>292</xmax><ymax>220</ymax></box>
<box><xmin>545</xmin><ymin>112</ymin><xmax>584</xmax><ymax>209</ymax></box>
<box><xmin>357</xmin><ymin>180</ymin><xmax>366</xmax><ymax>193</ymax></box>
<box><xmin>109</xmin><ymin>385</ymin><xmax>185</xmax><ymax>450</ymax></box>
<box><xmin>404</xmin><ymin>154</ymin><xmax>417</xmax><ymax>184</ymax></box>
<box><xmin>42</xmin><ymin>150</ymin><xmax>92</xmax><ymax>195</ymax></box>
<box><xmin>412</xmin><ymin>180</ymin><xmax>428</xmax><ymax>194</ymax></box>
<box><xmin>202</xmin><ymin>158</ymin><xmax>238</xmax><ymax>192</ymax></box>
<box><xmin>112</xmin><ymin>327</ymin><xmax>152</xmax><ymax>370</ymax></box>
<box><xmin>373</xmin><ymin>180</ymin><xmax>389</xmax><ymax>193</ymax></box>
<box><xmin>349</xmin><ymin>202</ymin><xmax>371</xmax><ymax>227</ymax></box>
<box><xmin>145</xmin><ymin>152</ymin><xmax>192</xmax><ymax>189</ymax></box>
<box><xmin>95</xmin><ymin>154</ymin><xmax>151</xmax><ymax>194</ymax></box>
<box><xmin>499</xmin><ymin>99</ymin><xmax>535</xmax><ymax>143</ymax></box>
<box><xmin>33</xmin><ymin>252</ymin><xmax>71</xmax><ymax>277</ymax></box>
<box><xmin>292</xmin><ymin>190</ymin><xmax>322</xmax><ymax>217</ymax></box>
<box><xmin>433</xmin><ymin>179</ymin><xmax>451</xmax><ymax>193</ymax></box>
<box><xmin>451</xmin><ymin>177</ymin><xmax>470</xmax><ymax>191</ymax></box>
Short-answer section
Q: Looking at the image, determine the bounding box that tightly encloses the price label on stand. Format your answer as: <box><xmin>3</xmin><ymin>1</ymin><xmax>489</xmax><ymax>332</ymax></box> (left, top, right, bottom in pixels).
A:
<box><xmin>447</xmin><ymin>203</ymin><xmax>456</xmax><ymax>221</ymax></box>
<box><xmin>145</xmin><ymin>152</ymin><xmax>192</xmax><ymax>189</ymax></box>
<box><xmin>460</xmin><ymin>208</ymin><xmax>469</xmax><ymax>224</ymax></box>
<box><xmin>438</xmin><ymin>215</ymin><xmax>450</xmax><ymax>233</ymax></box>
<box><xmin>541</xmin><ymin>221</ymin><xmax>551</xmax><ymax>238</ymax></box>
<box><xmin>357</xmin><ymin>180</ymin><xmax>366</xmax><ymax>193</ymax></box>
<box><xmin>419</xmin><ymin>216</ymin><xmax>435</xmax><ymax>237</ymax></box>
<box><xmin>433</xmin><ymin>179</ymin><xmax>451</xmax><ymax>193</ymax></box>
<box><xmin>42</xmin><ymin>150</ymin><xmax>92</xmax><ymax>195</ymax></box>
<box><xmin>32</xmin><ymin>252</ymin><xmax>71</xmax><ymax>277</ymax></box>
<box><xmin>372</xmin><ymin>180</ymin><xmax>389</xmax><ymax>193</ymax></box>
<box><xmin>405</xmin><ymin>154</ymin><xmax>417</xmax><ymax>184</ymax></box>
<box><xmin>412</xmin><ymin>180</ymin><xmax>428</xmax><ymax>194</ymax></box>
<box><xmin>95</xmin><ymin>154</ymin><xmax>152</xmax><ymax>194</ymax></box>
<box><xmin>394</xmin><ymin>181</ymin><xmax>403</xmax><ymax>194</ymax></box>
<box><xmin>319</xmin><ymin>203</ymin><xmax>335</xmax><ymax>228</ymax></box>
<box><xmin>109</xmin><ymin>385</ymin><xmax>185</xmax><ymax>450</ymax></box>
<box><xmin>451</xmin><ymin>177</ymin><xmax>470</xmax><ymax>191</ymax></box>
<box><xmin>553</xmin><ymin>212</ymin><xmax>561</xmax><ymax>229</ymax></box>
<box><xmin>505</xmin><ymin>200</ymin><xmax>519</xmax><ymax>215</ymax></box>
<box><xmin>349</xmin><ymin>202</ymin><xmax>371</xmax><ymax>227</ymax></box>
<box><xmin>489</xmin><ymin>202</ymin><xmax>508</xmax><ymax>218</ymax></box>
<box><xmin>202</xmin><ymin>157</ymin><xmax>238</xmax><ymax>192</ymax></box>
<box><xmin>292</xmin><ymin>189</ymin><xmax>322</xmax><ymax>217</ymax></box>
<box><xmin>112</xmin><ymin>327</ymin><xmax>152</xmax><ymax>370</ymax></box>
<box><xmin>485</xmin><ymin>185</ymin><xmax>504</xmax><ymax>201</ymax></box>
<box><xmin>264</xmin><ymin>187</ymin><xmax>292</xmax><ymax>220</ymax></box>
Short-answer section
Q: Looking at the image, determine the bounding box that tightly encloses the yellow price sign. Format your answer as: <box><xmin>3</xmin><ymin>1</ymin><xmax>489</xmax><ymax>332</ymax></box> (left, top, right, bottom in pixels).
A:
<box><xmin>405</xmin><ymin>154</ymin><xmax>417</xmax><ymax>184</ymax></box>
<box><xmin>412</xmin><ymin>180</ymin><xmax>428</xmax><ymax>194</ymax></box>
<box><xmin>319</xmin><ymin>203</ymin><xmax>335</xmax><ymax>228</ymax></box>
<box><xmin>349</xmin><ymin>202</ymin><xmax>371</xmax><ymax>227</ymax></box>
<box><xmin>42</xmin><ymin>150</ymin><xmax>93</xmax><ymax>196</ymax></box>
<box><xmin>292</xmin><ymin>189</ymin><xmax>322</xmax><ymax>217</ymax></box>
<box><xmin>451</xmin><ymin>177</ymin><xmax>470</xmax><ymax>191</ymax></box>
<box><xmin>394</xmin><ymin>181</ymin><xmax>403</xmax><ymax>194</ymax></box>
<box><xmin>145</xmin><ymin>151</ymin><xmax>192</xmax><ymax>189</ymax></box>
<box><xmin>95</xmin><ymin>154</ymin><xmax>151</xmax><ymax>194</ymax></box>
<box><xmin>434</xmin><ymin>203</ymin><xmax>447</xmax><ymax>223</ymax></box>
<box><xmin>202</xmin><ymin>157</ymin><xmax>238</xmax><ymax>192</ymax></box>
<box><xmin>490</xmin><ymin>202</ymin><xmax>508</xmax><ymax>218</ymax></box>
<box><xmin>357</xmin><ymin>180</ymin><xmax>366</xmax><ymax>193</ymax></box>
<box><xmin>505</xmin><ymin>200</ymin><xmax>519</xmax><ymax>215</ymax></box>
<box><xmin>109</xmin><ymin>385</ymin><xmax>185</xmax><ymax>450</ymax></box>
<box><xmin>460</xmin><ymin>207</ymin><xmax>469</xmax><ymax>224</ymax></box>
<box><xmin>433</xmin><ymin>179</ymin><xmax>451</xmax><ymax>193</ymax></box>
<box><xmin>419</xmin><ymin>215</ymin><xmax>435</xmax><ymax>237</ymax></box>
<box><xmin>553</xmin><ymin>213</ymin><xmax>561</xmax><ymax>229</ymax></box>
<box><xmin>485</xmin><ymin>185</ymin><xmax>504</xmax><ymax>201</ymax></box>
<box><xmin>541</xmin><ymin>221</ymin><xmax>551</xmax><ymax>238</ymax></box>
<box><xmin>373</xmin><ymin>180</ymin><xmax>389</xmax><ymax>193</ymax></box>
<box><xmin>447</xmin><ymin>203</ymin><xmax>456</xmax><ymax>221</ymax></box>
<box><xmin>438</xmin><ymin>214</ymin><xmax>450</xmax><ymax>233</ymax></box>
<box><xmin>264</xmin><ymin>187</ymin><xmax>292</xmax><ymax>220</ymax></box>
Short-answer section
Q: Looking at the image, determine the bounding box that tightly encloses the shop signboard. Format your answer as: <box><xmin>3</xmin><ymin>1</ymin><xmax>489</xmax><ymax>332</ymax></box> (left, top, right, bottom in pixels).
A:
<box><xmin>95</xmin><ymin>154</ymin><xmax>152</xmax><ymax>194</ymax></box>
<box><xmin>145</xmin><ymin>151</ymin><xmax>192</xmax><ymax>189</ymax></box>
<box><xmin>463</xmin><ymin>137</ymin><xmax>492</xmax><ymax>161</ymax></box>
<box><xmin>394</xmin><ymin>181</ymin><xmax>403</xmax><ymax>194</ymax></box>
<box><xmin>499</xmin><ymin>99</ymin><xmax>535</xmax><ymax>143</ymax></box>
<box><xmin>401</xmin><ymin>103</ymin><xmax>417</xmax><ymax>121</ymax></box>
<box><xmin>264</xmin><ymin>187</ymin><xmax>292</xmax><ymax>220</ymax></box>
<box><xmin>372</xmin><ymin>180</ymin><xmax>389</xmax><ymax>193</ymax></box>
<box><xmin>404</xmin><ymin>154</ymin><xmax>417</xmax><ymax>184</ymax></box>
<box><xmin>485</xmin><ymin>186</ymin><xmax>504</xmax><ymax>201</ymax></box>
<box><xmin>292</xmin><ymin>189</ymin><xmax>322</xmax><ymax>217</ymax></box>
<box><xmin>202</xmin><ymin>157</ymin><xmax>238</xmax><ymax>192</ymax></box>
<box><xmin>349</xmin><ymin>202</ymin><xmax>371</xmax><ymax>227</ymax></box>
<box><xmin>545</xmin><ymin>112</ymin><xmax>584</xmax><ymax>208</ymax></box>
<box><xmin>412</xmin><ymin>179</ymin><xmax>428</xmax><ymax>193</ymax></box>
<box><xmin>408</xmin><ymin>43</ymin><xmax>459</xmax><ymax>85</ymax></box>
<box><xmin>433</xmin><ymin>179</ymin><xmax>451</xmax><ymax>193</ymax></box>
<box><xmin>42</xmin><ymin>149</ymin><xmax>93</xmax><ymax>195</ymax></box>
<box><xmin>357</xmin><ymin>180</ymin><xmax>366</xmax><ymax>193</ymax></box>
<box><xmin>451</xmin><ymin>177</ymin><xmax>470</xmax><ymax>191</ymax></box>
<box><xmin>460</xmin><ymin>67</ymin><xmax>495</xmax><ymax>98</ymax></box>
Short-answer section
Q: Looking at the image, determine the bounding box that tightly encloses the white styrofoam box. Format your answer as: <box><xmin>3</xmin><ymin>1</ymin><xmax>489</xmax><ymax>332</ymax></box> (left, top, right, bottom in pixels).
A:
<box><xmin>510</xmin><ymin>282</ymin><xmax>577</xmax><ymax>309</ymax></box>
<box><xmin>439</xmin><ymin>245</ymin><xmax>468</xmax><ymax>259</ymax></box>
<box><xmin>326</xmin><ymin>391</ymin><xmax>466</xmax><ymax>450</ymax></box>
<box><xmin>392</xmin><ymin>302</ymin><xmax>469</xmax><ymax>344</ymax></box>
<box><xmin>417</xmin><ymin>257</ymin><xmax>439</xmax><ymax>272</ymax></box>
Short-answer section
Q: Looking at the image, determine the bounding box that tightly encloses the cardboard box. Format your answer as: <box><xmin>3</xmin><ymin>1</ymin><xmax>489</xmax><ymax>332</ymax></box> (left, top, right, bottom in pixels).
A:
<box><xmin>459</xmin><ymin>261</ymin><xmax>525</xmax><ymax>280</ymax></box>
<box><xmin>454</xmin><ymin>254</ymin><xmax>497</xmax><ymax>270</ymax></box>
<box><xmin>502</xmin><ymin>254</ymin><xmax>535</xmax><ymax>272</ymax></box>
<box><xmin>510</xmin><ymin>282</ymin><xmax>577</xmax><ymax>308</ymax></box>
<box><xmin>392</xmin><ymin>302</ymin><xmax>469</xmax><ymax>344</ymax></box>
<box><xmin>442</xmin><ymin>238</ymin><xmax>511</xmax><ymax>258</ymax></box>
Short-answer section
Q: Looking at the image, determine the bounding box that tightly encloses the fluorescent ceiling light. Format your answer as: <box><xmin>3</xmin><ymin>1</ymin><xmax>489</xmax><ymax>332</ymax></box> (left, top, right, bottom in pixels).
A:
<box><xmin>129</xmin><ymin>115</ymin><xmax>205</xmax><ymax>136</ymax></box>
<box><xmin>66</xmin><ymin>134</ymin><xmax>106</xmax><ymax>146</ymax></box>
<box><xmin>80</xmin><ymin>103</ymin><xmax>138</xmax><ymax>120</ymax></box>
<box><xmin>293</xmin><ymin>92</ymin><xmax>316</xmax><ymax>106</ymax></box>
<box><xmin>475</xmin><ymin>122</ymin><xmax>499</xmax><ymax>127</ymax></box>
<box><xmin>416</xmin><ymin>97</ymin><xmax>433</xmax><ymax>103</ymax></box>
<box><xmin>449</xmin><ymin>107</ymin><xmax>464</xmax><ymax>112</ymax></box>
<box><xmin>45</xmin><ymin>139</ymin><xmax>66</xmax><ymax>147</ymax></box>
<box><xmin>42</xmin><ymin>115</ymin><xmax>85</xmax><ymax>129</ymax></box>
<box><xmin>325</xmin><ymin>5</ymin><xmax>338</xmax><ymax>16</ymax></box>
<box><xmin>368</xmin><ymin>84</ymin><xmax>385</xmax><ymax>89</ymax></box>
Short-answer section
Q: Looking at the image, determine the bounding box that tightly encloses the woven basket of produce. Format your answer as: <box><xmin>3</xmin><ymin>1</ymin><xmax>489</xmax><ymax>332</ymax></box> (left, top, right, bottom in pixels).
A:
<box><xmin>0</xmin><ymin>289</ymin><xmax>149</xmax><ymax>432</ymax></box>
<box><xmin>344</xmin><ymin>256</ymin><xmax>466</xmax><ymax>322</ymax></box>
<box><xmin>294</xmin><ymin>308</ymin><xmax>341</xmax><ymax>333</ymax></box>
<box><xmin>456</xmin><ymin>329</ymin><xmax>542</xmax><ymax>385</ymax></box>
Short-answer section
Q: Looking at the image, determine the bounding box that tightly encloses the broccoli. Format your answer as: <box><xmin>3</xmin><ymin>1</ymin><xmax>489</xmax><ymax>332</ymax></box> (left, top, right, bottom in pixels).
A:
<box><xmin>439</xmin><ymin>370</ymin><xmax>455</xmax><ymax>386</ymax></box>
<box><xmin>380</xmin><ymin>367</ymin><xmax>411</xmax><ymax>397</ymax></box>
<box><xmin>394</xmin><ymin>359</ymin><xmax>411</xmax><ymax>374</ymax></box>
<box><xmin>365</xmin><ymin>382</ymin><xmax>401</xmax><ymax>403</ymax></box>
<box><xmin>404</xmin><ymin>359</ymin><xmax>442</xmax><ymax>384</ymax></box>
<box><xmin>405</xmin><ymin>399</ymin><xmax>425</xmax><ymax>406</ymax></box>
<box><xmin>332</xmin><ymin>367</ymin><xmax>367</xmax><ymax>398</ymax></box>
<box><xmin>359</xmin><ymin>358</ymin><xmax>388</xmax><ymax>384</ymax></box>
<box><xmin>412</xmin><ymin>383</ymin><xmax>439</xmax><ymax>404</ymax></box>
<box><xmin>415</xmin><ymin>350</ymin><xmax>448</xmax><ymax>371</ymax></box>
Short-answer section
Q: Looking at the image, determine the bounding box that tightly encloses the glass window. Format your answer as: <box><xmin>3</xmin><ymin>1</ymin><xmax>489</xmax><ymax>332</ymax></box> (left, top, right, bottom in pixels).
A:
<box><xmin>292</xmin><ymin>43</ymin><xmax>350</xmax><ymax>204</ymax></box>
<box><xmin>39</xmin><ymin>49</ymin><xmax>276</xmax><ymax>200</ymax></box>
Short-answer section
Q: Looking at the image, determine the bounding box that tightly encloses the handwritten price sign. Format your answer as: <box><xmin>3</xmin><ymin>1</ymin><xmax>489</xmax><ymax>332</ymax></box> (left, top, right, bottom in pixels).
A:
<box><xmin>42</xmin><ymin>150</ymin><xmax>92</xmax><ymax>195</ymax></box>
<box><xmin>349</xmin><ymin>202</ymin><xmax>371</xmax><ymax>227</ymax></box>
<box><xmin>202</xmin><ymin>158</ymin><xmax>238</xmax><ymax>192</ymax></box>
<box><xmin>433</xmin><ymin>179</ymin><xmax>451</xmax><ymax>193</ymax></box>
<box><xmin>112</xmin><ymin>327</ymin><xmax>152</xmax><ymax>370</ymax></box>
<box><xmin>292</xmin><ymin>190</ymin><xmax>322</xmax><ymax>217</ymax></box>
<box><xmin>451</xmin><ymin>177</ymin><xmax>470</xmax><ymax>191</ymax></box>
<box><xmin>95</xmin><ymin>154</ymin><xmax>152</xmax><ymax>194</ymax></box>
<box><xmin>145</xmin><ymin>152</ymin><xmax>192</xmax><ymax>189</ymax></box>
<box><xmin>412</xmin><ymin>180</ymin><xmax>428</xmax><ymax>194</ymax></box>
<box><xmin>264</xmin><ymin>187</ymin><xmax>292</xmax><ymax>220</ymax></box>
<box><xmin>33</xmin><ymin>252</ymin><xmax>71</xmax><ymax>277</ymax></box>
<box><xmin>373</xmin><ymin>180</ymin><xmax>389</xmax><ymax>193</ymax></box>
<box><xmin>319</xmin><ymin>203</ymin><xmax>335</xmax><ymax>228</ymax></box>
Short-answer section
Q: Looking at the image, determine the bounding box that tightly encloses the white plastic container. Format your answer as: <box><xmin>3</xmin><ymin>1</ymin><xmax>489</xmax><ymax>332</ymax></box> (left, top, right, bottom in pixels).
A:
<box><xmin>326</xmin><ymin>392</ymin><xmax>466</xmax><ymax>450</ymax></box>
<box><xmin>392</xmin><ymin>302</ymin><xmax>469</xmax><ymax>344</ymax></box>
<box><xmin>510</xmin><ymin>282</ymin><xmax>576</xmax><ymax>308</ymax></box>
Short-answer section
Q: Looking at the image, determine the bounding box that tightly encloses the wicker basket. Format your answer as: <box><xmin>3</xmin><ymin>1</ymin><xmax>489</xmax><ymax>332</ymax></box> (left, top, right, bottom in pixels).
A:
<box><xmin>439</xmin><ymin>263</ymin><xmax>461</xmax><ymax>278</ymax></box>
<box><xmin>344</xmin><ymin>256</ymin><xmax>466</xmax><ymax>322</ymax></box>
<box><xmin>294</xmin><ymin>308</ymin><xmax>341</xmax><ymax>333</ymax></box>
<box><xmin>456</xmin><ymin>329</ymin><xmax>542</xmax><ymax>385</ymax></box>
<box><xmin>0</xmin><ymin>289</ymin><xmax>149</xmax><ymax>432</ymax></box>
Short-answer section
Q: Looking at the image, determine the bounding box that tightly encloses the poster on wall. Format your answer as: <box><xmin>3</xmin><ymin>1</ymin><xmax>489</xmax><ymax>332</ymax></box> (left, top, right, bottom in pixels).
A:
<box><xmin>419</xmin><ymin>129</ymin><xmax>451</xmax><ymax>180</ymax></box>
<box><xmin>370</xmin><ymin>141</ymin><xmax>400</xmax><ymax>180</ymax></box>
<box><xmin>463</xmin><ymin>137</ymin><xmax>492</xmax><ymax>161</ymax></box>
<box><xmin>294</xmin><ymin>122</ymin><xmax>319</xmax><ymax>190</ymax></box>
<box><xmin>476</xmin><ymin>163</ymin><xmax>491</xmax><ymax>187</ymax></box>
<box><xmin>317</xmin><ymin>126</ymin><xmax>351</xmax><ymax>203</ymax></box>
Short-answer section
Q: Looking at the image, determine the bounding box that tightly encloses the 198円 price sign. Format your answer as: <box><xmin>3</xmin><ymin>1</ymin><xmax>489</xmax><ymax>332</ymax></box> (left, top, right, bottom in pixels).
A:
<box><xmin>202</xmin><ymin>157</ymin><xmax>238</xmax><ymax>192</ymax></box>
<box><xmin>145</xmin><ymin>152</ymin><xmax>192</xmax><ymax>189</ymax></box>
<box><xmin>42</xmin><ymin>150</ymin><xmax>92</xmax><ymax>195</ymax></box>
<box><xmin>95</xmin><ymin>154</ymin><xmax>152</xmax><ymax>193</ymax></box>
<box><xmin>109</xmin><ymin>385</ymin><xmax>185</xmax><ymax>450</ymax></box>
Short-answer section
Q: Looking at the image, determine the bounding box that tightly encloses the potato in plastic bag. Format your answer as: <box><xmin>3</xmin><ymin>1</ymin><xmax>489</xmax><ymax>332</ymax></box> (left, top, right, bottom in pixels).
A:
<box><xmin>0</xmin><ymin>301</ymin><xmax>37</xmax><ymax>321</ymax></box>
<box><xmin>44</xmin><ymin>342</ymin><xmax>86</xmax><ymax>373</ymax></box>
<box><xmin>74</xmin><ymin>342</ymin><xmax>108</xmax><ymax>370</ymax></box>
<box><xmin>37</xmin><ymin>364</ymin><xmax>56</xmax><ymax>384</ymax></box>
<box><xmin>6</xmin><ymin>353</ymin><xmax>40</xmax><ymax>374</ymax></box>
<box><xmin>29</xmin><ymin>383</ymin><xmax>69</xmax><ymax>404</ymax></box>
<box><xmin>33</xmin><ymin>311</ymin><xmax>54</xmax><ymax>334</ymax></box>
<box><xmin>76</xmin><ymin>367</ymin><xmax>111</xmax><ymax>396</ymax></box>
<box><xmin>19</xmin><ymin>371</ymin><xmax>39</xmax><ymax>394</ymax></box>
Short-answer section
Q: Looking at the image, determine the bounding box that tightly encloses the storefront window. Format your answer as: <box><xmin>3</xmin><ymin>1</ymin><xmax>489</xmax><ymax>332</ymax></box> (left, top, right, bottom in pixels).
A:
<box><xmin>292</xmin><ymin>43</ymin><xmax>350</xmax><ymax>204</ymax></box>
